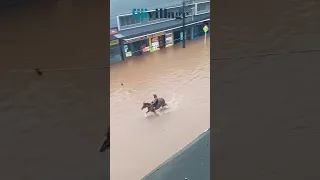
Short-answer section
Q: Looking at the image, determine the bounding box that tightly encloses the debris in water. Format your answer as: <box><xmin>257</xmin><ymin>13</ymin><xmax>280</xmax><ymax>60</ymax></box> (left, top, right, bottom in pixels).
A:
<box><xmin>35</xmin><ymin>68</ymin><xmax>42</xmax><ymax>76</ymax></box>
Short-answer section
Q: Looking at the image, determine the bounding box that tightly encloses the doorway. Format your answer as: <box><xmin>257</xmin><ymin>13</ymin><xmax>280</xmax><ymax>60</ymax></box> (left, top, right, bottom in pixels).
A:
<box><xmin>158</xmin><ymin>35</ymin><xmax>165</xmax><ymax>49</ymax></box>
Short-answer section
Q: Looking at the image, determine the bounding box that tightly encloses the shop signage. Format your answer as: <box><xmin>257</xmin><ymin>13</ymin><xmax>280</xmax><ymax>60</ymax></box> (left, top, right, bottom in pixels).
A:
<box><xmin>110</xmin><ymin>28</ymin><xmax>118</xmax><ymax>35</ymax></box>
<box><xmin>124</xmin><ymin>35</ymin><xmax>148</xmax><ymax>44</ymax></box>
<box><xmin>165</xmin><ymin>32</ymin><xmax>173</xmax><ymax>47</ymax></box>
<box><xmin>203</xmin><ymin>25</ymin><xmax>209</xmax><ymax>33</ymax></box>
<box><xmin>110</xmin><ymin>40</ymin><xmax>119</xmax><ymax>46</ymax></box>
<box><xmin>142</xmin><ymin>46</ymin><xmax>150</xmax><ymax>52</ymax></box>
<box><xmin>126</xmin><ymin>51</ymin><xmax>132</xmax><ymax>57</ymax></box>
<box><xmin>123</xmin><ymin>44</ymin><xmax>132</xmax><ymax>57</ymax></box>
<box><xmin>148</xmin><ymin>31</ymin><xmax>166</xmax><ymax>38</ymax></box>
<box><xmin>150</xmin><ymin>36</ymin><xmax>160</xmax><ymax>51</ymax></box>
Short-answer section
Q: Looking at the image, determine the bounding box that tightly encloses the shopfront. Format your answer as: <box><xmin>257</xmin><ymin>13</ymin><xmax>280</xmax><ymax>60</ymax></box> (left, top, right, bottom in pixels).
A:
<box><xmin>110</xmin><ymin>28</ymin><xmax>122</xmax><ymax>64</ymax></box>
<box><xmin>193</xmin><ymin>21</ymin><xmax>210</xmax><ymax>39</ymax></box>
<box><xmin>173</xmin><ymin>29</ymin><xmax>182</xmax><ymax>44</ymax></box>
<box><xmin>165</xmin><ymin>30</ymin><xmax>174</xmax><ymax>47</ymax></box>
<box><xmin>173</xmin><ymin>26</ymin><xmax>192</xmax><ymax>45</ymax></box>
<box><xmin>123</xmin><ymin>35</ymin><xmax>150</xmax><ymax>58</ymax></box>
<box><xmin>110</xmin><ymin>39</ymin><xmax>122</xmax><ymax>64</ymax></box>
<box><xmin>186</xmin><ymin>26</ymin><xmax>192</xmax><ymax>40</ymax></box>
<box><xmin>148</xmin><ymin>31</ymin><xmax>166</xmax><ymax>52</ymax></box>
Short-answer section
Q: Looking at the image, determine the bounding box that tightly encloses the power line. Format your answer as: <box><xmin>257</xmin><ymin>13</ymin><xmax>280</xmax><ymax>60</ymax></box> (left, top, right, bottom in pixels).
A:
<box><xmin>6</xmin><ymin>66</ymin><xmax>109</xmax><ymax>74</ymax></box>
<box><xmin>212</xmin><ymin>48</ymin><xmax>320</xmax><ymax>61</ymax></box>
<box><xmin>5</xmin><ymin>47</ymin><xmax>320</xmax><ymax>74</ymax></box>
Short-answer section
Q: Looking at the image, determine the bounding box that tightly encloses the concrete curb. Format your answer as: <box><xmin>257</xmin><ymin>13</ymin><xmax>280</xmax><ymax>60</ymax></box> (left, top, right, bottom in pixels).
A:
<box><xmin>143</xmin><ymin>128</ymin><xmax>210</xmax><ymax>180</ymax></box>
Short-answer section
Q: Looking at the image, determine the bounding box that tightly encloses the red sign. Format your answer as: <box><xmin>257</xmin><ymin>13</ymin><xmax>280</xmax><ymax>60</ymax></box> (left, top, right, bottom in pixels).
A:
<box><xmin>110</xmin><ymin>28</ymin><xmax>118</xmax><ymax>35</ymax></box>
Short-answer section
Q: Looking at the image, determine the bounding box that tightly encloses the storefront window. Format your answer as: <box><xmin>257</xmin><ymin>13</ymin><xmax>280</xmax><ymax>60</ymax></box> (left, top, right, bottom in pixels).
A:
<box><xmin>151</xmin><ymin>36</ymin><xmax>160</xmax><ymax>51</ymax></box>
<box><xmin>149</xmin><ymin>32</ymin><xmax>166</xmax><ymax>52</ymax></box>
<box><xmin>123</xmin><ymin>36</ymin><xmax>150</xmax><ymax>58</ymax></box>
<box><xmin>141</xmin><ymin>39</ymin><xmax>150</xmax><ymax>53</ymax></box>
<box><xmin>119</xmin><ymin>15</ymin><xmax>140</xmax><ymax>26</ymax></box>
<box><xmin>197</xmin><ymin>2</ymin><xmax>210</xmax><ymax>13</ymax></box>
<box><xmin>173</xmin><ymin>30</ymin><xmax>182</xmax><ymax>44</ymax></box>
<box><xmin>165</xmin><ymin>32</ymin><xmax>173</xmax><ymax>47</ymax></box>
<box><xmin>123</xmin><ymin>44</ymin><xmax>132</xmax><ymax>58</ymax></box>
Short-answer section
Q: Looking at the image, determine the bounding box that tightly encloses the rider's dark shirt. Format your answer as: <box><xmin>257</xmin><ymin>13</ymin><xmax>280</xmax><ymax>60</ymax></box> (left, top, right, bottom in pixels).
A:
<box><xmin>151</xmin><ymin>98</ymin><xmax>158</xmax><ymax>107</ymax></box>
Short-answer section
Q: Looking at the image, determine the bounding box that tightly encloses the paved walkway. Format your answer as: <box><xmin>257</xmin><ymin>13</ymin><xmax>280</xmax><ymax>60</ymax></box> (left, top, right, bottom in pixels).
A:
<box><xmin>143</xmin><ymin>129</ymin><xmax>210</xmax><ymax>180</ymax></box>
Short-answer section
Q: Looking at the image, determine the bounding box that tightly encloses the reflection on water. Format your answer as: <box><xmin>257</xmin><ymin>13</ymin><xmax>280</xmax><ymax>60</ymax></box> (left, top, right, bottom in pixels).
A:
<box><xmin>110</xmin><ymin>37</ymin><xmax>210</xmax><ymax>180</ymax></box>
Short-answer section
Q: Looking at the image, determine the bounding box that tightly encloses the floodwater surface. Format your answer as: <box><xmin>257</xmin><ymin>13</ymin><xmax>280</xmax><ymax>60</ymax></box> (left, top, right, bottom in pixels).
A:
<box><xmin>110</xmin><ymin>37</ymin><xmax>210</xmax><ymax>180</ymax></box>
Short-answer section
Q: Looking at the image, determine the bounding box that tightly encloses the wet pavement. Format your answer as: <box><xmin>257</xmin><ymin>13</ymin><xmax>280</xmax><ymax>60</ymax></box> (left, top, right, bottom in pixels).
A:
<box><xmin>143</xmin><ymin>129</ymin><xmax>210</xmax><ymax>180</ymax></box>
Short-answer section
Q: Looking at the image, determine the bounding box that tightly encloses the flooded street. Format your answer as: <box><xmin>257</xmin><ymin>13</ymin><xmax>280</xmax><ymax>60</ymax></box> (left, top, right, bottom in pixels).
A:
<box><xmin>110</xmin><ymin>37</ymin><xmax>210</xmax><ymax>180</ymax></box>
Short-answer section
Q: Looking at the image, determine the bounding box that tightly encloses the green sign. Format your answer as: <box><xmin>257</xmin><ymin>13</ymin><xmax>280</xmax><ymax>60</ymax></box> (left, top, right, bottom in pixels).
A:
<box><xmin>203</xmin><ymin>25</ymin><xmax>209</xmax><ymax>33</ymax></box>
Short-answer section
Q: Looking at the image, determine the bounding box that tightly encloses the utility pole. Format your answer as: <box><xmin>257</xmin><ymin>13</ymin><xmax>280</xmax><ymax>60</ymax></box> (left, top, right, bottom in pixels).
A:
<box><xmin>182</xmin><ymin>0</ymin><xmax>186</xmax><ymax>48</ymax></box>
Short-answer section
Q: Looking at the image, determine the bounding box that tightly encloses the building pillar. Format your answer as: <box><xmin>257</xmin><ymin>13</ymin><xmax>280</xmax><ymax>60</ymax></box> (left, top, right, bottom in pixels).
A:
<box><xmin>191</xmin><ymin>25</ymin><xmax>194</xmax><ymax>39</ymax></box>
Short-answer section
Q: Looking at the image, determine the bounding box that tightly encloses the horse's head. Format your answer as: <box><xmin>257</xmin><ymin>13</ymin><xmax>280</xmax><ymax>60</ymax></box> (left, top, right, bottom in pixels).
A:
<box><xmin>141</xmin><ymin>101</ymin><xmax>149</xmax><ymax>110</ymax></box>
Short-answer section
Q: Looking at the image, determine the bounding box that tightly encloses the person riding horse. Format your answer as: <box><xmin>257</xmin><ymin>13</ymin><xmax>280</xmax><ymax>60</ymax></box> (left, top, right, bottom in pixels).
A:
<box><xmin>141</xmin><ymin>94</ymin><xmax>167</xmax><ymax>115</ymax></box>
<box><xmin>151</xmin><ymin>94</ymin><xmax>159</xmax><ymax>108</ymax></box>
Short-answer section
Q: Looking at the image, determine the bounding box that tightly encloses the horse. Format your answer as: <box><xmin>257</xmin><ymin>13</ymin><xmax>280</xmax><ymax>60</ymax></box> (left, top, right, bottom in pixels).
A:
<box><xmin>141</xmin><ymin>98</ymin><xmax>167</xmax><ymax>115</ymax></box>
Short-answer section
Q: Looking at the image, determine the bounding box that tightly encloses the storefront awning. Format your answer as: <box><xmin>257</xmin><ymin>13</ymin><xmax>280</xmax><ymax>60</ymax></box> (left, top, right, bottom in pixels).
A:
<box><xmin>120</xmin><ymin>13</ymin><xmax>210</xmax><ymax>40</ymax></box>
<box><xmin>114</xmin><ymin>34</ymin><xmax>124</xmax><ymax>39</ymax></box>
<box><xmin>123</xmin><ymin>18</ymin><xmax>210</xmax><ymax>42</ymax></box>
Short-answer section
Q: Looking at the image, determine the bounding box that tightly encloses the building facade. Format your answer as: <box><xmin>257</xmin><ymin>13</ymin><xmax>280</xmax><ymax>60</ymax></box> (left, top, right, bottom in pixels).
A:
<box><xmin>110</xmin><ymin>0</ymin><xmax>210</xmax><ymax>63</ymax></box>
<box><xmin>110</xmin><ymin>28</ymin><xmax>123</xmax><ymax>64</ymax></box>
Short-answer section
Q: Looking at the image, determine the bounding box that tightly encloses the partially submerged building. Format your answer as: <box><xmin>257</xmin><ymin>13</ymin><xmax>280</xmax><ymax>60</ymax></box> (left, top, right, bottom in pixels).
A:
<box><xmin>110</xmin><ymin>0</ymin><xmax>210</xmax><ymax>64</ymax></box>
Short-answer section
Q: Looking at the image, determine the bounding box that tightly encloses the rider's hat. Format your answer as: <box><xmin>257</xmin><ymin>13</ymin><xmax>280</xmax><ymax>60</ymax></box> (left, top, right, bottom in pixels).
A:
<box><xmin>153</xmin><ymin>94</ymin><xmax>157</xmax><ymax>98</ymax></box>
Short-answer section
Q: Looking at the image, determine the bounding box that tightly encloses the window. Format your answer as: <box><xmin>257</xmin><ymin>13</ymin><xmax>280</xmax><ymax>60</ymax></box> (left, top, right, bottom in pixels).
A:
<box><xmin>119</xmin><ymin>15</ymin><xmax>140</xmax><ymax>26</ymax></box>
<box><xmin>184</xmin><ymin>5</ymin><xmax>194</xmax><ymax>16</ymax></box>
<box><xmin>197</xmin><ymin>3</ymin><xmax>209</xmax><ymax>12</ymax></box>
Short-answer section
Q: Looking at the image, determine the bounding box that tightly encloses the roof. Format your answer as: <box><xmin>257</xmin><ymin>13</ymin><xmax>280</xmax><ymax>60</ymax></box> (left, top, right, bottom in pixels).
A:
<box><xmin>142</xmin><ymin>128</ymin><xmax>210</xmax><ymax>180</ymax></box>
<box><xmin>118</xmin><ymin>13</ymin><xmax>210</xmax><ymax>39</ymax></box>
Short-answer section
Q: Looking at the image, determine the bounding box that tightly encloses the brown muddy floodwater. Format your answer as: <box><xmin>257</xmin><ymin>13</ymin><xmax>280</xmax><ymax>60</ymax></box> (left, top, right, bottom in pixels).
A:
<box><xmin>110</xmin><ymin>36</ymin><xmax>210</xmax><ymax>180</ymax></box>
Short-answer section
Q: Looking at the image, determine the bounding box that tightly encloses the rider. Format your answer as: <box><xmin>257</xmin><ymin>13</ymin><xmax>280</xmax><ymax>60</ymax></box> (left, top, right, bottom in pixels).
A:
<box><xmin>151</xmin><ymin>94</ymin><xmax>159</xmax><ymax>108</ymax></box>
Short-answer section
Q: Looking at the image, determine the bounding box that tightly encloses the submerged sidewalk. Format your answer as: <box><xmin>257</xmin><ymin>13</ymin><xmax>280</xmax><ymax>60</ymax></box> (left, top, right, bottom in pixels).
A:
<box><xmin>143</xmin><ymin>129</ymin><xmax>210</xmax><ymax>180</ymax></box>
